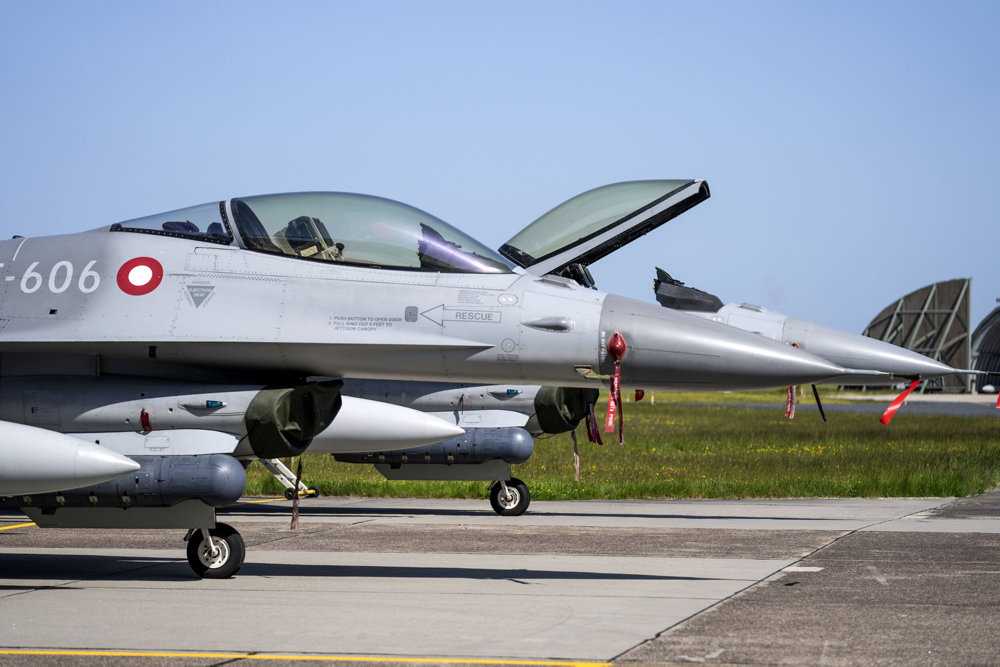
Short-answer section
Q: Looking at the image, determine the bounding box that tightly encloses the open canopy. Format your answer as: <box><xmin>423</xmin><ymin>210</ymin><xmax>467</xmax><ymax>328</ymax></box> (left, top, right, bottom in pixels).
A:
<box><xmin>499</xmin><ymin>179</ymin><xmax>709</xmax><ymax>276</ymax></box>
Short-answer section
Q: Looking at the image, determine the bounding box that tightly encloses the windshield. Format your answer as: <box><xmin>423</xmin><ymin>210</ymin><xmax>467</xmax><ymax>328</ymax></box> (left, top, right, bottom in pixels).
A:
<box><xmin>110</xmin><ymin>202</ymin><xmax>232</xmax><ymax>244</ymax></box>
<box><xmin>500</xmin><ymin>180</ymin><xmax>698</xmax><ymax>267</ymax></box>
<box><xmin>231</xmin><ymin>192</ymin><xmax>513</xmax><ymax>273</ymax></box>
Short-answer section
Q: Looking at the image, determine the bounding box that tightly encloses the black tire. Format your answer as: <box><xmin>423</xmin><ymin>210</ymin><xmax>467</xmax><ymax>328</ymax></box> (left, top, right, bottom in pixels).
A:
<box><xmin>186</xmin><ymin>523</ymin><xmax>246</xmax><ymax>579</ymax></box>
<box><xmin>284</xmin><ymin>488</ymin><xmax>297</xmax><ymax>500</ymax></box>
<box><xmin>308</xmin><ymin>486</ymin><xmax>320</xmax><ymax>497</ymax></box>
<box><xmin>490</xmin><ymin>478</ymin><xmax>530</xmax><ymax>516</ymax></box>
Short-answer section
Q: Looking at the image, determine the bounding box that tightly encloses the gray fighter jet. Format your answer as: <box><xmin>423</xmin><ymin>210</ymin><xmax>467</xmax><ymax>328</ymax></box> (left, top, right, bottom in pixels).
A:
<box><xmin>0</xmin><ymin>179</ymin><xmax>880</xmax><ymax>577</ymax></box>
<box><xmin>315</xmin><ymin>187</ymin><xmax>975</xmax><ymax>516</ymax></box>
<box><xmin>324</xmin><ymin>306</ymin><xmax>969</xmax><ymax>517</ymax></box>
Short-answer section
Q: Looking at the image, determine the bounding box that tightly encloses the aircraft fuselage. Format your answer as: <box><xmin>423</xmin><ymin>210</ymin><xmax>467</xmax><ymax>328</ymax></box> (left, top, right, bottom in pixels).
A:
<box><xmin>0</xmin><ymin>230</ymin><xmax>844</xmax><ymax>391</ymax></box>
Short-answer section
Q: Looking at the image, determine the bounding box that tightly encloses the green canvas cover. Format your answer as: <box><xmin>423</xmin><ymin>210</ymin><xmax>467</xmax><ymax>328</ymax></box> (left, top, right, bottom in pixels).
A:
<box><xmin>245</xmin><ymin>380</ymin><xmax>343</xmax><ymax>458</ymax></box>
<box><xmin>533</xmin><ymin>386</ymin><xmax>600</xmax><ymax>434</ymax></box>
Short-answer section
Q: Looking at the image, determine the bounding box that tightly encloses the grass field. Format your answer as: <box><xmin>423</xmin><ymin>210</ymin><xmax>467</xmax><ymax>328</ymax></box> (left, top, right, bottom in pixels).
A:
<box><xmin>245</xmin><ymin>391</ymin><xmax>1000</xmax><ymax>500</ymax></box>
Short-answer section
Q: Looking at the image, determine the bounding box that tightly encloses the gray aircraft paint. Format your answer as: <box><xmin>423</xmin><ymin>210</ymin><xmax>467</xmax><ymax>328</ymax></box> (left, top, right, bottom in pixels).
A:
<box><xmin>0</xmin><ymin>229</ymin><xmax>848</xmax><ymax>390</ymax></box>
<box><xmin>0</xmin><ymin>180</ymin><xmax>901</xmax><ymax>577</ymax></box>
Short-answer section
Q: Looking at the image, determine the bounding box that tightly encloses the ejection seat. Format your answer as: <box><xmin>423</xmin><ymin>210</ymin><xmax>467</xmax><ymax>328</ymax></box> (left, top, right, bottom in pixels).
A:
<box><xmin>162</xmin><ymin>221</ymin><xmax>200</xmax><ymax>234</ymax></box>
<box><xmin>275</xmin><ymin>216</ymin><xmax>344</xmax><ymax>262</ymax></box>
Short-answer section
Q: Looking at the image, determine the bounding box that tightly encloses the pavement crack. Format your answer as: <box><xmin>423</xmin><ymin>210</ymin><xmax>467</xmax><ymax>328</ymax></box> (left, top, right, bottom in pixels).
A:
<box><xmin>246</xmin><ymin>523</ymin><xmax>341</xmax><ymax>548</ymax></box>
<box><xmin>612</xmin><ymin>530</ymin><xmax>853</xmax><ymax>662</ymax></box>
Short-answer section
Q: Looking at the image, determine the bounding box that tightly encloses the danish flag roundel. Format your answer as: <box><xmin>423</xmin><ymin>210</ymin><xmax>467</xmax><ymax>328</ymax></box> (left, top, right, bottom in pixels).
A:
<box><xmin>117</xmin><ymin>257</ymin><xmax>163</xmax><ymax>295</ymax></box>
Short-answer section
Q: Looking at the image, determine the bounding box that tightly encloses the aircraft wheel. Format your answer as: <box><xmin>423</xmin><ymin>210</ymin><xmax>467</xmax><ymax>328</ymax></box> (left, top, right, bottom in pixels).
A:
<box><xmin>490</xmin><ymin>478</ymin><xmax>530</xmax><ymax>516</ymax></box>
<box><xmin>186</xmin><ymin>523</ymin><xmax>246</xmax><ymax>579</ymax></box>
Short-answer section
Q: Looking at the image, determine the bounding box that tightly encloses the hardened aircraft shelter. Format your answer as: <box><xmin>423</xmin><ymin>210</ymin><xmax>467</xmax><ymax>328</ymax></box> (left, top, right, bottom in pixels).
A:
<box><xmin>972</xmin><ymin>303</ymin><xmax>1000</xmax><ymax>392</ymax></box>
<box><xmin>862</xmin><ymin>278</ymin><xmax>972</xmax><ymax>392</ymax></box>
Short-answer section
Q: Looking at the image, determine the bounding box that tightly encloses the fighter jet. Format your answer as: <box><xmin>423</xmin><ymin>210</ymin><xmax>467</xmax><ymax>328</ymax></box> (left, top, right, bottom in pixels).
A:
<box><xmin>322</xmin><ymin>301</ymin><xmax>971</xmax><ymax>517</ymax></box>
<box><xmin>0</xmin><ymin>179</ymin><xmax>874</xmax><ymax>577</ymax></box>
<box><xmin>330</xmin><ymin>274</ymin><xmax>974</xmax><ymax>517</ymax></box>
<box><xmin>314</xmin><ymin>186</ymin><xmax>979</xmax><ymax>515</ymax></box>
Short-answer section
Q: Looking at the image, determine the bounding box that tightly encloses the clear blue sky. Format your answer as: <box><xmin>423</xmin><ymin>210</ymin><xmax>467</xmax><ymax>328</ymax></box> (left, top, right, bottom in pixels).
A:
<box><xmin>1</xmin><ymin>1</ymin><xmax>996</xmax><ymax>334</ymax></box>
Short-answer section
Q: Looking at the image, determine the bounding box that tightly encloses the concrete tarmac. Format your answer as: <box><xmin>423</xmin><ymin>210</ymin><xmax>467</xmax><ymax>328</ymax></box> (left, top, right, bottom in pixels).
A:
<box><xmin>1</xmin><ymin>492</ymin><xmax>998</xmax><ymax>665</ymax></box>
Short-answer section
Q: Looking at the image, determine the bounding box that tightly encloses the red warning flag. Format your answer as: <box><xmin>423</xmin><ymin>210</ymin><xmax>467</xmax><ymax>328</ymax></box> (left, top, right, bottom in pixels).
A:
<box><xmin>604</xmin><ymin>332</ymin><xmax>627</xmax><ymax>444</ymax></box>
<box><xmin>880</xmin><ymin>379</ymin><xmax>920</xmax><ymax>425</ymax></box>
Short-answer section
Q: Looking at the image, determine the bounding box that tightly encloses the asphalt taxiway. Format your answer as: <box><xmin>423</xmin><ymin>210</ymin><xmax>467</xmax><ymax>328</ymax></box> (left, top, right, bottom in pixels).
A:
<box><xmin>1</xmin><ymin>492</ymin><xmax>998</xmax><ymax>665</ymax></box>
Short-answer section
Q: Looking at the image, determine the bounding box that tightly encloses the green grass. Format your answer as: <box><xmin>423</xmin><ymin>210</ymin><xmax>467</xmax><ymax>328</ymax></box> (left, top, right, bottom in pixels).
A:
<box><xmin>642</xmin><ymin>386</ymin><xmax>900</xmax><ymax>405</ymax></box>
<box><xmin>245</xmin><ymin>400</ymin><xmax>1000</xmax><ymax>500</ymax></box>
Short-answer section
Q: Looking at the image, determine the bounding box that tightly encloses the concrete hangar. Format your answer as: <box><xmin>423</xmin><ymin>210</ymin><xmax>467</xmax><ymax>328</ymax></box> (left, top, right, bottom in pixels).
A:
<box><xmin>861</xmin><ymin>278</ymin><xmax>1000</xmax><ymax>392</ymax></box>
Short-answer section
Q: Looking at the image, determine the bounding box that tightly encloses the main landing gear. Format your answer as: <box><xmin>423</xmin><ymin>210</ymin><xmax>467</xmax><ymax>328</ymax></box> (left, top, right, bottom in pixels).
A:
<box><xmin>489</xmin><ymin>477</ymin><xmax>530</xmax><ymax>516</ymax></box>
<box><xmin>185</xmin><ymin>524</ymin><xmax>246</xmax><ymax>578</ymax></box>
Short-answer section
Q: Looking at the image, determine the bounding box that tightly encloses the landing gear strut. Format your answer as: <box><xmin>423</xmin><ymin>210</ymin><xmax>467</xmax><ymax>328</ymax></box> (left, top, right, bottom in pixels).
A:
<box><xmin>260</xmin><ymin>458</ymin><xmax>319</xmax><ymax>500</ymax></box>
<box><xmin>185</xmin><ymin>523</ymin><xmax>246</xmax><ymax>578</ymax></box>
<box><xmin>489</xmin><ymin>477</ymin><xmax>530</xmax><ymax>516</ymax></box>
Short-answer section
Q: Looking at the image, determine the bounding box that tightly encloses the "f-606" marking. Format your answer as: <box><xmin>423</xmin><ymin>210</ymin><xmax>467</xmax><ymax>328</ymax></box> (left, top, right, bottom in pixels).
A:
<box><xmin>2</xmin><ymin>260</ymin><xmax>101</xmax><ymax>294</ymax></box>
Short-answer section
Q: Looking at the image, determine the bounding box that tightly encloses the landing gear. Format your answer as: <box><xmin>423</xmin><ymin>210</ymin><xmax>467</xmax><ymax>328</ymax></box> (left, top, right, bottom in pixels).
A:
<box><xmin>186</xmin><ymin>523</ymin><xmax>246</xmax><ymax>578</ymax></box>
<box><xmin>262</xmin><ymin>458</ymin><xmax>319</xmax><ymax>500</ymax></box>
<box><xmin>489</xmin><ymin>477</ymin><xmax>530</xmax><ymax>516</ymax></box>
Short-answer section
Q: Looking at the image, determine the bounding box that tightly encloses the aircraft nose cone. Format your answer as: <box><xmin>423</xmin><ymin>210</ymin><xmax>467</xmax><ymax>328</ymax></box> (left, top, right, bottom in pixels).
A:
<box><xmin>600</xmin><ymin>296</ymin><xmax>847</xmax><ymax>390</ymax></box>
<box><xmin>783</xmin><ymin>318</ymin><xmax>959</xmax><ymax>383</ymax></box>
<box><xmin>710</xmin><ymin>330</ymin><xmax>848</xmax><ymax>387</ymax></box>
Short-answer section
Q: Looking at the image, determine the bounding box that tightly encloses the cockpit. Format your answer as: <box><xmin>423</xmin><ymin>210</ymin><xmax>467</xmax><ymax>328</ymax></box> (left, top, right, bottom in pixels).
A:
<box><xmin>110</xmin><ymin>192</ymin><xmax>514</xmax><ymax>274</ymax></box>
